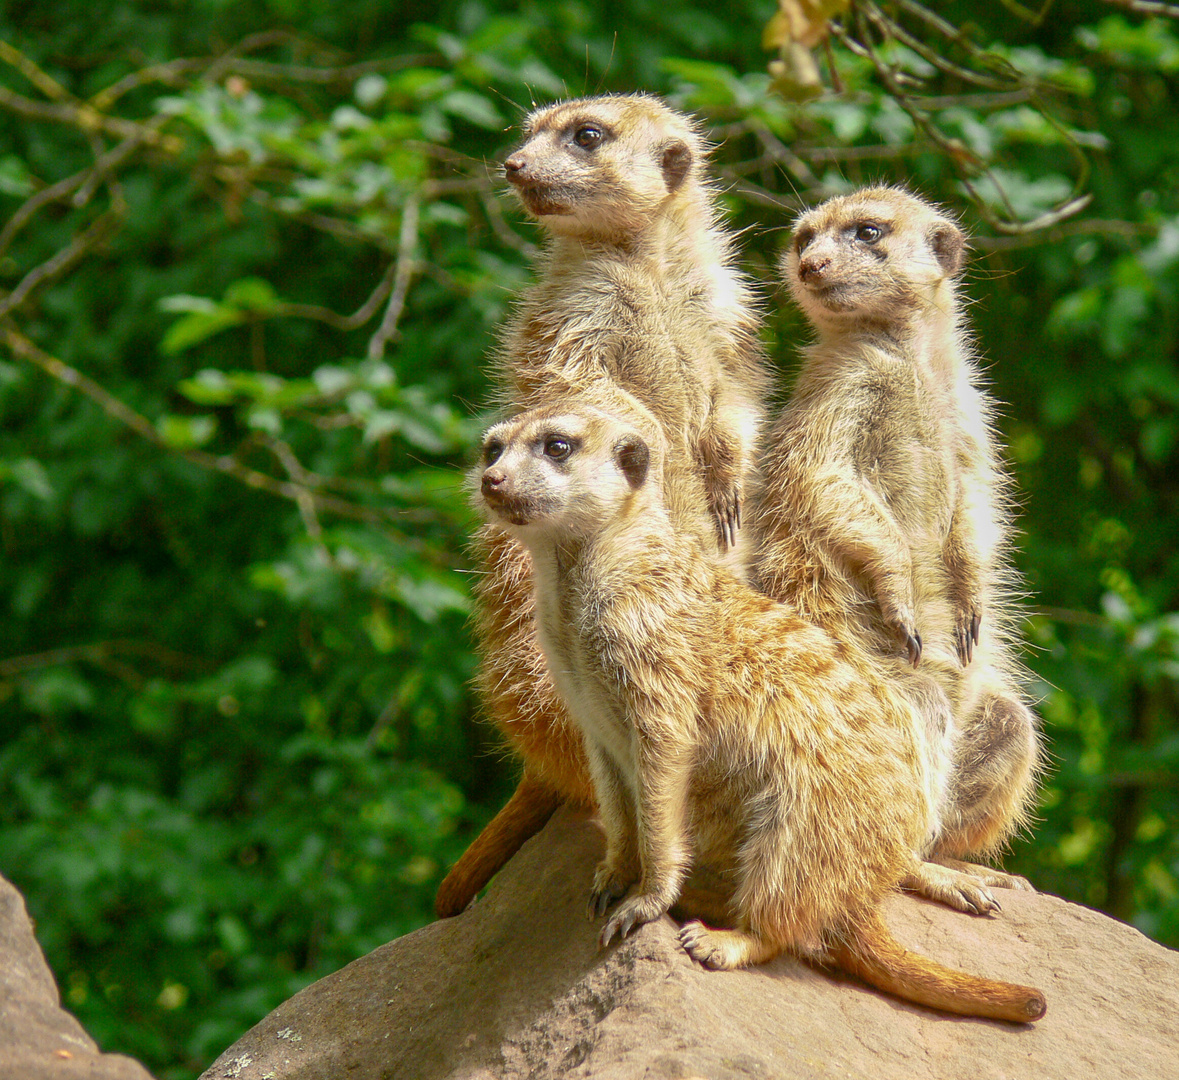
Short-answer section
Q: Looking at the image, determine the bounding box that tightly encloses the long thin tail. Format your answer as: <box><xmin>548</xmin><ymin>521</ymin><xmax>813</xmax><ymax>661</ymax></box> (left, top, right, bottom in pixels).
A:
<box><xmin>827</xmin><ymin>909</ymin><xmax>1047</xmax><ymax>1023</ymax></box>
<box><xmin>434</xmin><ymin>773</ymin><xmax>563</xmax><ymax>918</ymax></box>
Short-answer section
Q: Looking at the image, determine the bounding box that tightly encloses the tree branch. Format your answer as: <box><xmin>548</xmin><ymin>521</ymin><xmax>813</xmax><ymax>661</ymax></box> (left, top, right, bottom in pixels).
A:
<box><xmin>1</xmin><ymin>324</ymin><xmax>412</xmax><ymax>529</ymax></box>
<box><xmin>367</xmin><ymin>194</ymin><xmax>421</xmax><ymax>361</ymax></box>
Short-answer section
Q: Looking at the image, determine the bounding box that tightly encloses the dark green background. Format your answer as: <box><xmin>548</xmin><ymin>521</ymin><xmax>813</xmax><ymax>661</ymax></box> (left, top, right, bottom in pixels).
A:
<box><xmin>1</xmin><ymin>3</ymin><xmax>1176</xmax><ymax>1076</ymax></box>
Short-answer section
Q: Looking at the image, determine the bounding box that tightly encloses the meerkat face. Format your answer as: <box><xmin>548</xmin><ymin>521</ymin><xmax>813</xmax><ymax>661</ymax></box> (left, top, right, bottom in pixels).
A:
<box><xmin>477</xmin><ymin>406</ymin><xmax>654</xmax><ymax>540</ymax></box>
<box><xmin>783</xmin><ymin>187</ymin><xmax>966</xmax><ymax>329</ymax></box>
<box><xmin>503</xmin><ymin>94</ymin><xmax>704</xmax><ymax>241</ymax></box>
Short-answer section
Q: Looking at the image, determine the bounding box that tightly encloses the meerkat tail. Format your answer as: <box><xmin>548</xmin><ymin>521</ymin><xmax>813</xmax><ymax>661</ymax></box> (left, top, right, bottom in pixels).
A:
<box><xmin>435</xmin><ymin>772</ymin><xmax>563</xmax><ymax>918</ymax></box>
<box><xmin>827</xmin><ymin>909</ymin><xmax>1046</xmax><ymax>1023</ymax></box>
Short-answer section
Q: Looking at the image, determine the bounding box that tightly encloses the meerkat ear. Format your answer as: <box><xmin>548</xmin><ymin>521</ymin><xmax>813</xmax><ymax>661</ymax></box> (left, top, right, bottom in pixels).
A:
<box><xmin>930</xmin><ymin>223</ymin><xmax>966</xmax><ymax>276</ymax></box>
<box><xmin>614</xmin><ymin>437</ymin><xmax>650</xmax><ymax>489</ymax></box>
<box><xmin>659</xmin><ymin>140</ymin><xmax>692</xmax><ymax>193</ymax></box>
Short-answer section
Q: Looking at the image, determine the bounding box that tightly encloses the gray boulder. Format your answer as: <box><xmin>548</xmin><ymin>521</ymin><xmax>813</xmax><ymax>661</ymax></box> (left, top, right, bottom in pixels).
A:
<box><xmin>0</xmin><ymin>873</ymin><xmax>155</xmax><ymax>1080</ymax></box>
<box><xmin>200</xmin><ymin>808</ymin><xmax>1179</xmax><ymax>1080</ymax></box>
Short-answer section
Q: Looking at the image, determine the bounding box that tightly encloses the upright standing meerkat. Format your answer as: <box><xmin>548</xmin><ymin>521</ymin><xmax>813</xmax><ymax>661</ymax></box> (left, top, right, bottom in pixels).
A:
<box><xmin>755</xmin><ymin>186</ymin><xmax>1041</xmax><ymax>914</ymax></box>
<box><xmin>476</xmin><ymin>401</ymin><xmax>1046</xmax><ymax>1023</ymax></box>
<box><xmin>434</xmin><ymin>94</ymin><xmax>769</xmax><ymax>918</ymax></box>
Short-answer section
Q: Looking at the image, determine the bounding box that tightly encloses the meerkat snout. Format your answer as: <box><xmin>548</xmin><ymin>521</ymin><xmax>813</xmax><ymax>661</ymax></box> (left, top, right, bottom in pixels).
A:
<box><xmin>481</xmin><ymin>463</ymin><xmax>508</xmax><ymax>500</ymax></box>
<box><xmin>797</xmin><ymin>251</ymin><xmax>831</xmax><ymax>284</ymax></box>
<box><xmin>502</xmin><ymin>153</ymin><xmax>526</xmax><ymax>182</ymax></box>
<box><xmin>503</xmin><ymin>146</ymin><xmax>546</xmax><ymax>186</ymax></box>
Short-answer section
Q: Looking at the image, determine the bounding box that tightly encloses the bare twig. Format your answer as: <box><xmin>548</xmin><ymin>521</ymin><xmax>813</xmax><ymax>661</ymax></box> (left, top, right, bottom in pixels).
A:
<box><xmin>751</xmin><ymin>125</ymin><xmax>820</xmax><ymax>187</ymax></box>
<box><xmin>843</xmin><ymin>7</ymin><xmax>1092</xmax><ymax>235</ymax></box>
<box><xmin>1</xmin><ymin>324</ymin><xmax>406</xmax><ymax>529</ymax></box>
<box><xmin>261</xmin><ymin>434</ymin><xmax>333</xmax><ymax>561</ymax></box>
<box><xmin>795</xmin><ymin>140</ymin><xmax>925</xmax><ymax>163</ymax></box>
<box><xmin>997</xmin><ymin>0</ymin><xmax>1057</xmax><ymax>26</ymax></box>
<box><xmin>0</xmin><ymin>169</ymin><xmax>88</xmax><ymax>258</ymax></box>
<box><xmin>90</xmin><ymin>58</ymin><xmax>209</xmax><ymax>110</ymax></box>
<box><xmin>0</xmin><ymin>213</ymin><xmax>120</xmax><ymax>318</ymax></box>
<box><xmin>861</xmin><ymin>2</ymin><xmax>1016</xmax><ymax>91</ymax></box>
<box><xmin>0</xmin><ymin>38</ymin><xmax>71</xmax><ymax>101</ymax></box>
<box><xmin>275</xmin><ymin>257</ymin><xmax>400</xmax><ymax>332</ymax></box>
<box><xmin>240</xmin><ymin>186</ymin><xmax>377</xmax><ymax>246</ymax></box>
<box><xmin>481</xmin><ymin>189</ymin><xmax>539</xmax><ymax>257</ymax></box>
<box><xmin>0</xmin><ymin>639</ymin><xmax>208</xmax><ymax>679</ymax></box>
<box><xmin>1100</xmin><ymin>0</ymin><xmax>1179</xmax><ymax>16</ymax></box>
<box><xmin>368</xmin><ymin>194</ymin><xmax>421</xmax><ymax>360</ymax></box>
<box><xmin>0</xmin><ymin>85</ymin><xmax>183</xmax><ymax>151</ymax></box>
<box><xmin>974</xmin><ymin>216</ymin><xmax>1153</xmax><ymax>251</ymax></box>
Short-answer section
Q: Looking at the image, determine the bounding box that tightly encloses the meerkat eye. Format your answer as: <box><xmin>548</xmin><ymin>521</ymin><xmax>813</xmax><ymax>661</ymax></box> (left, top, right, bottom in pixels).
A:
<box><xmin>794</xmin><ymin>227</ymin><xmax>815</xmax><ymax>252</ymax></box>
<box><xmin>856</xmin><ymin>223</ymin><xmax>883</xmax><ymax>244</ymax></box>
<box><xmin>484</xmin><ymin>439</ymin><xmax>504</xmax><ymax>465</ymax></box>
<box><xmin>573</xmin><ymin>125</ymin><xmax>603</xmax><ymax>150</ymax></box>
<box><xmin>543</xmin><ymin>436</ymin><xmax>573</xmax><ymax>461</ymax></box>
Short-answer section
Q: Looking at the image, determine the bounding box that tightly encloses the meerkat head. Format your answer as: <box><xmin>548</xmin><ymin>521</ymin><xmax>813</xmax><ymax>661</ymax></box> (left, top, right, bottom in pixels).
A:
<box><xmin>782</xmin><ymin>186</ymin><xmax>967</xmax><ymax>332</ymax></box>
<box><xmin>477</xmin><ymin>403</ymin><xmax>659</xmax><ymax>541</ymax></box>
<box><xmin>502</xmin><ymin>94</ymin><xmax>707</xmax><ymax>242</ymax></box>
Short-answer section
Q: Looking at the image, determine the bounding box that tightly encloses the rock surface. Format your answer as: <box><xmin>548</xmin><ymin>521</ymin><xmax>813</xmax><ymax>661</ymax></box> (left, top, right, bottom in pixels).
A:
<box><xmin>0</xmin><ymin>873</ymin><xmax>156</xmax><ymax>1080</ymax></box>
<box><xmin>200</xmin><ymin>808</ymin><xmax>1179</xmax><ymax>1080</ymax></box>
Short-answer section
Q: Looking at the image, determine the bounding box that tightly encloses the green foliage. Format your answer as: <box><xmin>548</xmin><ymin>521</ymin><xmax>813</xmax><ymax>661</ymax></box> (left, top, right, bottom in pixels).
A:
<box><xmin>1</xmin><ymin>1</ymin><xmax>1177</xmax><ymax>1077</ymax></box>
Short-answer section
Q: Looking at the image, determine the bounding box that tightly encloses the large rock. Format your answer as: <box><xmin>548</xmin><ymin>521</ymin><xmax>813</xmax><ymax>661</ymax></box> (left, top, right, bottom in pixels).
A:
<box><xmin>0</xmin><ymin>874</ymin><xmax>155</xmax><ymax>1080</ymax></box>
<box><xmin>200</xmin><ymin>808</ymin><xmax>1179</xmax><ymax>1080</ymax></box>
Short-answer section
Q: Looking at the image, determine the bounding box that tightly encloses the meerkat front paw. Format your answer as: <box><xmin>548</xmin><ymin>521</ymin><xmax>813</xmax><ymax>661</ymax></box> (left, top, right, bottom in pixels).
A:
<box><xmin>598</xmin><ymin>891</ymin><xmax>671</xmax><ymax>947</ymax></box>
<box><xmin>588</xmin><ymin>861</ymin><xmax>633</xmax><ymax>919</ymax></box>
<box><xmin>954</xmin><ymin>608</ymin><xmax>982</xmax><ymax>665</ymax></box>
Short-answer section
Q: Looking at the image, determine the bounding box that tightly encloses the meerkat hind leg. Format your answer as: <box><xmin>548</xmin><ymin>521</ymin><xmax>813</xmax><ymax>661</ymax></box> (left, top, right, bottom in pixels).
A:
<box><xmin>935</xmin><ymin>856</ymin><xmax>1034</xmax><ymax>892</ymax></box>
<box><xmin>679</xmin><ymin>921</ymin><xmax>782</xmax><ymax>970</ymax></box>
<box><xmin>902</xmin><ymin>860</ymin><xmax>1003</xmax><ymax>916</ymax></box>
<box><xmin>940</xmin><ymin>691</ymin><xmax>1040</xmax><ymax>857</ymax></box>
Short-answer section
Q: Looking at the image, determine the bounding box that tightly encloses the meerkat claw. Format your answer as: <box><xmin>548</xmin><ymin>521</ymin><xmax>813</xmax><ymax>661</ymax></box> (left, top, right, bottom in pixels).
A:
<box><xmin>588</xmin><ymin>868</ymin><xmax>630</xmax><ymax>920</ymax></box>
<box><xmin>905</xmin><ymin>628</ymin><xmax>923</xmax><ymax>667</ymax></box>
<box><xmin>956</xmin><ymin>623</ymin><xmax>973</xmax><ymax>666</ymax></box>
<box><xmin>599</xmin><ymin>894</ymin><xmax>667</xmax><ymax>947</ymax></box>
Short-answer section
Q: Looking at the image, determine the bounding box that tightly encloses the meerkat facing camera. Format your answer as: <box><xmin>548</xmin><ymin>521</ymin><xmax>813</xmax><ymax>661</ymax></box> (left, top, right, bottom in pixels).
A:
<box><xmin>755</xmin><ymin>187</ymin><xmax>1041</xmax><ymax>914</ymax></box>
<box><xmin>434</xmin><ymin>94</ymin><xmax>769</xmax><ymax>918</ymax></box>
<box><xmin>477</xmin><ymin>400</ymin><xmax>1046</xmax><ymax>1023</ymax></box>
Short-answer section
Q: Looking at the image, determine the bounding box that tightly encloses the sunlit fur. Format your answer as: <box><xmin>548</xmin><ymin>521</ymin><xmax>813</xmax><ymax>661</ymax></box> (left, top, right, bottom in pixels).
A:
<box><xmin>756</xmin><ymin>187</ymin><xmax>1042</xmax><ymax>914</ymax></box>
<box><xmin>482</xmin><ymin>401</ymin><xmax>1045</xmax><ymax>1023</ymax></box>
<box><xmin>435</xmin><ymin>94</ymin><xmax>769</xmax><ymax>918</ymax></box>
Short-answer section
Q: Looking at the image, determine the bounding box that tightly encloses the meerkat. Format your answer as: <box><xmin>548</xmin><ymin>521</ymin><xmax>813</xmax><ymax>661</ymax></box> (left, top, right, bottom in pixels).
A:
<box><xmin>754</xmin><ymin>186</ymin><xmax>1041</xmax><ymax>915</ymax></box>
<box><xmin>476</xmin><ymin>401</ymin><xmax>1046</xmax><ymax>1022</ymax></box>
<box><xmin>434</xmin><ymin>93</ymin><xmax>769</xmax><ymax>919</ymax></box>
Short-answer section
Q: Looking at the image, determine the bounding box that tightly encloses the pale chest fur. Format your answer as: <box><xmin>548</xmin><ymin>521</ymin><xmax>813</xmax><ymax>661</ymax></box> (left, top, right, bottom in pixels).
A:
<box><xmin>528</xmin><ymin>543</ymin><xmax>640</xmax><ymax>789</ymax></box>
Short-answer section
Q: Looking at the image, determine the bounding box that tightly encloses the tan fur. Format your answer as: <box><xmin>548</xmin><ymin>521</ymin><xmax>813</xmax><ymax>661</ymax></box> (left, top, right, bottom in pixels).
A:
<box><xmin>435</xmin><ymin>94</ymin><xmax>769</xmax><ymax>918</ymax></box>
<box><xmin>755</xmin><ymin>187</ymin><xmax>1042</xmax><ymax>915</ymax></box>
<box><xmin>478</xmin><ymin>402</ymin><xmax>1045</xmax><ymax>1023</ymax></box>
